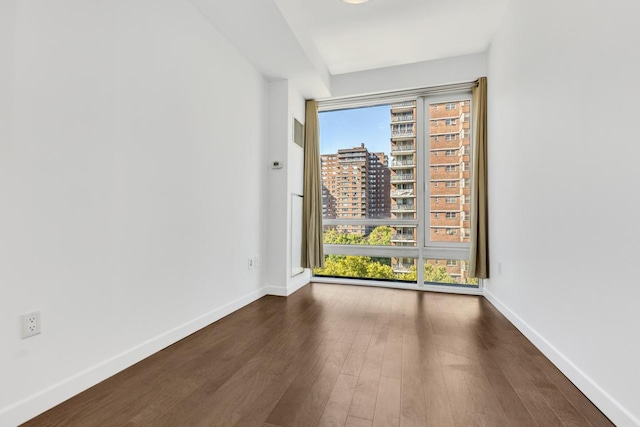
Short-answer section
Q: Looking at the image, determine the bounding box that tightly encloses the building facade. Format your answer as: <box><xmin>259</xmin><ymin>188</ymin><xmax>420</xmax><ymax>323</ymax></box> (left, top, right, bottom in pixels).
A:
<box><xmin>389</xmin><ymin>100</ymin><xmax>472</xmax><ymax>282</ymax></box>
<box><xmin>321</xmin><ymin>144</ymin><xmax>390</xmax><ymax>235</ymax></box>
<box><xmin>389</xmin><ymin>101</ymin><xmax>418</xmax><ymax>272</ymax></box>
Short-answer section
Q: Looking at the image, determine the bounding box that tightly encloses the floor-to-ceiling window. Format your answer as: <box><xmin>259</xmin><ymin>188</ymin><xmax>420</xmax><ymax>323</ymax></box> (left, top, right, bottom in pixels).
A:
<box><xmin>314</xmin><ymin>88</ymin><xmax>479</xmax><ymax>291</ymax></box>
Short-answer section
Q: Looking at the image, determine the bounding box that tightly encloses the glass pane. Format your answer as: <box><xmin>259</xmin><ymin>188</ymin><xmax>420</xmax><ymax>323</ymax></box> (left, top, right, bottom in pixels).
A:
<box><xmin>320</xmin><ymin>102</ymin><xmax>418</xmax><ymax>224</ymax></box>
<box><xmin>428</xmin><ymin>100</ymin><xmax>472</xmax><ymax>243</ymax></box>
<box><xmin>423</xmin><ymin>259</ymin><xmax>478</xmax><ymax>286</ymax></box>
<box><xmin>314</xmin><ymin>255</ymin><xmax>418</xmax><ymax>282</ymax></box>
<box><xmin>323</xmin><ymin>224</ymin><xmax>416</xmax><ymax>247</ymax></box>
<box><xmin>320</xmin><ymin>105</ymin><xmax>394</xmax><ymax>221</ymax></box>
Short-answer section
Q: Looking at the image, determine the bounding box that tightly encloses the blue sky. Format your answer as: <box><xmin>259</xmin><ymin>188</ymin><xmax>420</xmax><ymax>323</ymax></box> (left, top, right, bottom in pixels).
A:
<box><xmin>318</xmin><ymin>104</ymin><xmax>391</xmax><ymax>156</ymax></box>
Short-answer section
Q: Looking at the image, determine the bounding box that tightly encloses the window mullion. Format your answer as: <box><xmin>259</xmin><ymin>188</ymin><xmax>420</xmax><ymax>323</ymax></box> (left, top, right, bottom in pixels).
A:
<box><xmin>416</xmin><ymin>97</ymin><xmax>427</xmax><ymax>285</ymax></box>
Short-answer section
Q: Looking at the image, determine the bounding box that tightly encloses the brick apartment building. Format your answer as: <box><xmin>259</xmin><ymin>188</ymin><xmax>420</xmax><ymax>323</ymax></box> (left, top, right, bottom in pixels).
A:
<box><xmin>321</xmin><ymin>144</ymin><xmax>390</xmax><ymax>235</ymax></box>
<box><xmin>388</xmin><ymin>100</ymin><xmax>472</xmax><ymax>281</ymax></box>
<box><xmin>427</xmin><ymin>99</ymin><xmax>472</xmax><ymax>282</ymax></box>
<box><xmin>388</xmin><ymin>101</ymin><xmax>418</xmax><ymax>273</ymax></box>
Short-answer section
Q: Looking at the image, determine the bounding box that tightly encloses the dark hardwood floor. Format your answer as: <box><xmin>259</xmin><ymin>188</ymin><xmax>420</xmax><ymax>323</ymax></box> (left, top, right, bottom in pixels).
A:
<box><xmin>23</xmin><ymin>283</ymin><xmax>614</xmax><ymax>427</ymax></box>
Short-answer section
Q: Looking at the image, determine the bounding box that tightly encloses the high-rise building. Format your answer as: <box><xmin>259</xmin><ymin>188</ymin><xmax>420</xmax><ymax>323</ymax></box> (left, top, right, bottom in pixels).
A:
<box><xmin>389</xmin><ymin>101</ymin><xmax>418</xmax><ymax>272</ymax></box>
<box><xmin>427</xmin><ymin>100</ymin><xmax>472</xmax><ymax>282</ymax></box>
<box><xmin>321</xmin><ymin>143</ymin><xmax>390</xmax><ymax>235</ymax></box>
<box><xmin>389</xmin><ymin>100</ymin><xmax>472</xmax><ymax>282</ymax></box>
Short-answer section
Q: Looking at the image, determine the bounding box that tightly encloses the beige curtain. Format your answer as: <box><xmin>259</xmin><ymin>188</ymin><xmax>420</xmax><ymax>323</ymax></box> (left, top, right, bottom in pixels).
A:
<box><xmin>469</xmin><ymin>77</ymin><xmax>489</xmax><ymax>278</ymax></box>
<box><xmin>302</xmin><ymin>100</ymin><xmax>324</xmax><ymax>269</ymax></box>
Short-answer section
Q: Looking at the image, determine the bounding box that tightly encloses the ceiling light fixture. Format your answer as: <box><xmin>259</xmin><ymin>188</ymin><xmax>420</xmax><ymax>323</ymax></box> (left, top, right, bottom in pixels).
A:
<box><xmin>342</xmin><ymin>0</ymin><xmax>370</xmax><ymax>4</ymax></box>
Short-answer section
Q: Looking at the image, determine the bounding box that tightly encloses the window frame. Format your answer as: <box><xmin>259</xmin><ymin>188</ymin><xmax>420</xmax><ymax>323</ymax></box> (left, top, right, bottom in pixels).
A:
<box><xmin>317</xmin><ymin>84</ymin><xmax>478</xmax><ymax>291</ymax></box>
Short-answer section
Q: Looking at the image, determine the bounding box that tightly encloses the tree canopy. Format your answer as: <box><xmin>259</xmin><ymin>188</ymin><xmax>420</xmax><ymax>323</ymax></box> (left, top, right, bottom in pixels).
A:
<box><xmin>366</xmin><ymin>226</ymin><xmax>392</xmax><ymax>246</ymax></box>
<box><xmin>318</xmin><ymin>256</ymin><xmax>395</xmax><ymax>280</ymax></box>
<box><xmin>316</xmin><ymin>226</ymin><xmax>477</xmax><ymax>285</ymax></box>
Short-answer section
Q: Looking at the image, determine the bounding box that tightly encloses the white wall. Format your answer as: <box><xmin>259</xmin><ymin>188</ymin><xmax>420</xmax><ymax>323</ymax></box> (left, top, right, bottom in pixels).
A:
<box><xmin>265</xmin><ymin>80</ymin><xmax>311</xmax><ymax>295</ymax></box>
<box><xmin>330</xmin><ymin>53</ymin><xmax>486</xmax><ymax>98</ymax></box>
<box><xmin>0</xmin><ymin>1</ymin><xmax>269</xmax><ymax>425</ymax></box>
<box><xmin>485</xmin><ymin>0</ymin><xmax>640</xmax><ymax>425</ymax></box>
<box><xmin>266</xmin><ymin>81</ymin><xmax>290</xmax><ymax>293</ymax></box>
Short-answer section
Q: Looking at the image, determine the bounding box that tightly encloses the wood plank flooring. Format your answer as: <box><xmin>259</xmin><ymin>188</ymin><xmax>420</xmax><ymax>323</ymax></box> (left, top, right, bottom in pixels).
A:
<box><xmin>22</xmin><ymin>283</ymin><xmax>614</xmax><ymax>427</ymax></box>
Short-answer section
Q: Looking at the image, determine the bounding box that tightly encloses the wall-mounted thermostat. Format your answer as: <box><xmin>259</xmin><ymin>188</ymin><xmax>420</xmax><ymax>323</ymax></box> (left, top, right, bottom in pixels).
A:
<box><xmin>271</xmin><ymin>161</ymin><xmax>283</xmax><ymax>169</ymax></box>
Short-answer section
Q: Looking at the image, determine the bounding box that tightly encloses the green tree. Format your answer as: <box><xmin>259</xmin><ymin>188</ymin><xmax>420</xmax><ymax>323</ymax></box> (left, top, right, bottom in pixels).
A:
<box><xmin>314</xmin><ymin>256</ymin><xmax>394</xmax><ymax>280</ymax></box>
<box><xmin>397</xmin><ymin>263</ymin><xmax>457</xmax><ymax>283</ymax></box>
<box><xmin>319</xmin><ymin>227</ymin><xmax>475</xmax><ymax>285</ymax></box>
<box><xmin>464</xmin><ymin>276</ymin><xmax>479</xmax><ymax>285</ymax></box>
<box><xmin>424</xmin><ymin>263</ymin><xmax>457</xmax><ymax>283</ymax></box>
<box><xmin>366</xmin><ymin>226</ymin><xmax>392</xmax><ymax>246</ymax></box>
<box><xmin>323</xmin><ymin>228</ymin><xmax>365</xmax><ymax>245</ymax></box>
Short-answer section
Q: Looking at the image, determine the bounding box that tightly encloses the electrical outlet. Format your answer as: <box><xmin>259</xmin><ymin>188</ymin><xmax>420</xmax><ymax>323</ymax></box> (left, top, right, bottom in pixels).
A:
<box><xmin>248</xmin><ymin>257</ymin><xmax>254</xmax><ymax>269</ymax></box>
<box><xmin>21</xmin><ymin>311</ymin><xmax>41</xmax><ymax>339</ymax></box>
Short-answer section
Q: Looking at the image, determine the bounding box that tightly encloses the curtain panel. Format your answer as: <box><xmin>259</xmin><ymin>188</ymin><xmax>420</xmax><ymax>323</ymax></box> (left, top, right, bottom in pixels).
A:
<box><xmin>469</xmin><ymin>77</ymin><xmax>489</xmax><ymax>278</ymax></box>
<box><xmin>301</xmin><ymin>100</ymin><xmax>324</xmax><ymax>269</ymax></box>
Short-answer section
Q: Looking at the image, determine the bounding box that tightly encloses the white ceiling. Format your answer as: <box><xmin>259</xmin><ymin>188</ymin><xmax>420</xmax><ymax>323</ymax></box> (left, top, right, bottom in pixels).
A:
<box><xmin>189</xmin><ymin>0</ymin><xmax>509</xmax><ymax>96</ymax></box>
<box><xmin>275</xmin><ymin>0</ymin><xmax>510</xmax><ymax>75</ymax></box>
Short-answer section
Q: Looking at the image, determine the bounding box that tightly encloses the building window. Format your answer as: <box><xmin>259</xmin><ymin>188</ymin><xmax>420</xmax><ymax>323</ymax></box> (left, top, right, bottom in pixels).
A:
<box><xmin>445</xmin><ymin>165</ymin><xmax>457</xmax><ymax>172</ymax></box>
<box><xmin>445</xmin><ymin>181</ymin><xmax>457</xmax><ymax>188</ymax></box>
<box><xmin>446</xmin><ymin>229</ymin><xmax>457</xmax><ymax>235</ymax></box>
<box><xmin>447</xmin><ymin>260</ymin><xmax>458</xmax><ymax>266</ymax></box>
<box><xmin>446</xmin><ymin>197</ymin><xmax>457</xmax><ymax>204</ymax></box>
<box><xmin>446</xmin><ymin>212</ymin><xmax>457</xmax><ymax>219</ymax></box>
<box><xmin>445</xmin><ymin>103</ymin><xmax>457</xmax><ymax>110</ymax></box>
<box><xmin>445</xmin><ymin>118</ymin><xmax>457</xmax><ymax>125</ymax></box>
<box><xmin>445</xmin><ymin>134</ymin><xmax>456</xmax><ymax>141</ymax></box>
<box><xmin>445</xmin><ymin>149</ymin><xmax>456</xmax><ymax>156</ymax></box>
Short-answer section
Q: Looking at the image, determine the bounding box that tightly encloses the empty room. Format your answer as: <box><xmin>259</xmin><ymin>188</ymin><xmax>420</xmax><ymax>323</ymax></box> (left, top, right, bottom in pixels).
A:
<box><xmin>1</xmin><ymin>0</ymin><xmax>639</xmax><ymax>426</ymax></box>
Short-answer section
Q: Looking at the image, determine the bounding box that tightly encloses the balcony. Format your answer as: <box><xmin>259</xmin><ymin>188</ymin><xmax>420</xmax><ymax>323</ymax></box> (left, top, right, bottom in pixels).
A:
<box><xmin>391</xmin><ymin>114</ymin><xmax>414</xmax><ymax>123</ymax></box>
<box><xmin>391</xmin><ymin>174</ymin><xmax>414</xmax><ymax>182</ymax></box>
<box><xmin>391</xmin><ymin>130</ymin><xmax>415</xmax><ymax>138</ymax></box>
<box><xmin>391</xmin><ymin>101</ymin><xmax>415</xmax><ymax>111</ymax></box>
<box><xmin>391</xmin><ymin>144</ymin><xmax>415</xmax><ymax>153</ymax></box>
<box><xmin>391</xmin><ymin>189</ymin><xmax>414</xmax><ymax>197</ymax></box>
<box><xmin>391</xmin><ymin>204</ymin><xmax>415</xmax><ymax>212</ymax></box>
<box><xmin>391</xmin><ymin>159</ymin><xmax>414</xmax><ymax>167</ymax></box>
<box><xmin>391</xmin><ymin>234</ymin><xmax>416</xmax><ymax>242</ymax></box>
<box><xmin>393</xmin><ymin>264</ymin><xmax>413</xmax><ymax>273</ymax></box>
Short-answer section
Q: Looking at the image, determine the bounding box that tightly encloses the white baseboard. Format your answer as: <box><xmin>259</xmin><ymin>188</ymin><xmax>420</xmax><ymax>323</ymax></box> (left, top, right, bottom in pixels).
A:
<box><xmin>265</xmin><ymin>271</ymin><xmax>311</xmax><ymax>297</ymax></box>
<box><xmin>287</xmin><ymin>271</ymin><xmax>311</xmax><ymax>295</ymax></box>
<box><xmin>483</xmin><ymin>288</ymin><xmax>639</xmax><ymax>427</ymax></box>
<box><xmin>264</xmin><ymin>286</ymin><xmax>288</xmax><ymax>296</ymax></box>
<box><xmin>0</xmin><ymin>286</ymin><xmax>271</xmax><ymax>427</ymax></box>
<box><xmin>312</xmin><ymin>277</ymin><xmax>483</xmax><ymax>295</ymax></box>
